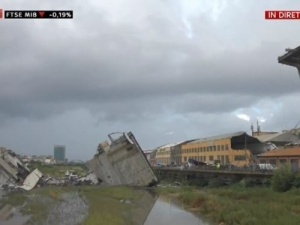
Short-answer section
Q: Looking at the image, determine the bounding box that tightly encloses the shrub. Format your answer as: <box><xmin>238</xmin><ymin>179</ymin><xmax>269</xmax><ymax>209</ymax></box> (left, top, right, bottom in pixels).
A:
<box><xmin>262</xmin><ymin>178</ymin><xmax>271</xmax><ymax>187</ymax></box>
<box><xmin>179</xmin><ymin>191</ymin><xmax>194</xmax><ymax>204</ymax></box>
<box><xmin>190</xmin><ymin>178</ymin><xmax>208</xmax><ymax>187</ymax></box>
<box><xmin>272</xmin><ymin>164</ymin><xmax>295</xmax><ymax>192</ymax></box>
<box><xmin>208</xmin><ymin>177</ymin><xmax>224</xmax><ymax>188</ymax></box>
<box><xmin>293</xmin><ymin>175</ymin><xmax>300</xmax><ymax>188</ymax></box>
<box><xmin>240</xmin><ymin>178</ymin><xmax>256</xmax><ymax>188</ymax></box>
<box><xmin>220</xmin><ymin>209</ymin><xmax>254</xmax><ymax>225</ymax></box>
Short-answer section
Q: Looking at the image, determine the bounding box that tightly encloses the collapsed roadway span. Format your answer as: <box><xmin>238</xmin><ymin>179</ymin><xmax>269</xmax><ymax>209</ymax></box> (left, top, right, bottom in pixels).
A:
<box><xmin>278</xmin><ymin>45</ymin><xmax>300</xmax><ymax>78</ymax></box>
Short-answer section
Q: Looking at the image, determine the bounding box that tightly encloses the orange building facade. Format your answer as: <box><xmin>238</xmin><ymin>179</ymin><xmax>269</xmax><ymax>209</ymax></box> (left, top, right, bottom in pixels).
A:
<box><xmin>257</xmin><ymin>146</ymin><xmax>300</xmax><ymax>169</ymax></box>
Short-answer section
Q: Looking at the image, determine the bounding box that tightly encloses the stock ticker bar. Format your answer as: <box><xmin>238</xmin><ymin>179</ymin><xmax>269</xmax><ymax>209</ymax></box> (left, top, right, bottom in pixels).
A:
<box><xmin>4</xmin><ymin>10</ymin><xmax>73</xmax><ymax>19</ymax></box>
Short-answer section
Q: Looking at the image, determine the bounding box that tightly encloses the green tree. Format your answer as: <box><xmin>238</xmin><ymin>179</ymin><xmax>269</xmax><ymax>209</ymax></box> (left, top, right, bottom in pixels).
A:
<box><xmin>272</xmin><ymin>164</ymin><xmax>295</xmax><ymax>192</ymax></box>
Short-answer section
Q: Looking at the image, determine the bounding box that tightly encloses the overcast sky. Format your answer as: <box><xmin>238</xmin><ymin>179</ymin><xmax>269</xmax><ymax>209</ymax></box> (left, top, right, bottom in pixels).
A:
<box><xmin>1</xmin><ymin>0</ymin><xmax>300</xmax><ymax>160</ymax></box>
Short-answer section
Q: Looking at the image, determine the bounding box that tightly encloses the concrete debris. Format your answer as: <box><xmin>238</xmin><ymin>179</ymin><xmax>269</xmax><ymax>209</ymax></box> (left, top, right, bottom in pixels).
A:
<box><xmin>41</xmin><ymin>170</ymin><xmax>100</xmax><ymax>187</ymax></box>
<box><xmin>0</xmin><ymin>132</ymin><xmax>158</xmax><ymax>190</ymax></box>
<box><xmin>0</xmin><ymin>148</ymin><xmax>32</xmax><ymax>189</ymax></box>
<box><xmin>87</xmin><ymin>132</ymin><xmax>158</xmax><ymax>187</ymax></box>
<box><xmin>76</xmin><ymin>172</ymin><xmax>100</xmax><ymax>185</ymax></box>
<box><xmin>18</xmin><ymin>168</ymin><xmax>43</xmax><ymax>191</ymax></box>
<box><xmin>43</xmin><ymin>177</ymin><xmax>66</xmax><ymax>186</ymax></box>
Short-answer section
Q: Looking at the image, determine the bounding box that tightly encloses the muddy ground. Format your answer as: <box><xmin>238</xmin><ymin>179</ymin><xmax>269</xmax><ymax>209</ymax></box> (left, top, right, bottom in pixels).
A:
<box><xmin>0</xmin><ymin>186</ymin><xmax>158</xmax><ymax>225</ymax></box>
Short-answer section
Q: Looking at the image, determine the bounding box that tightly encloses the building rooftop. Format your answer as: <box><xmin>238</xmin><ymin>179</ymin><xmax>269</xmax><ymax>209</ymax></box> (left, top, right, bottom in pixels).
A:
<box><xmin>190</xmin><ymin>131</ymin><xmax>250</xmax><ymax>144</ymax></box>
<box><xmin>255</xmin><ymin>132</ymin><xmax>300</xmax><ymax>143</ymax></box>
<box><xmin>157</xmin><ymin>141</ymin><xmax>187</xmax><ymax>149</ymax></box>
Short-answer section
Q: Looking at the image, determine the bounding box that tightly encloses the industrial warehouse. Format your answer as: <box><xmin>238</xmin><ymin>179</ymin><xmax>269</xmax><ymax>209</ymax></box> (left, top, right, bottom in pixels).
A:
<box><xmin>152</xmin><ymin>126</ymin><xmax>300</xmax><ymax>169</ymax></box>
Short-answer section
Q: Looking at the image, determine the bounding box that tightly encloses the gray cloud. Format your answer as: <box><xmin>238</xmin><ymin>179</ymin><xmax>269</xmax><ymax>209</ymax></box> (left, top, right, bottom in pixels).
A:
<box><xmin>1</xmin><ymin>0</ymin><xmax>300</xmax><ymax>159</ymax></box>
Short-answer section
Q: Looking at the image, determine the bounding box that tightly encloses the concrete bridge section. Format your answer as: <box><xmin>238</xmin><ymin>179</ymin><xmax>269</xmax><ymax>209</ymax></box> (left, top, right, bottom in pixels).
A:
<box><xmin>153</xmin><ymin>167</ymin><xmax>274</xmax><ymax>186</ymax></box>
<box><xmin>278</xmin><ymin>45</ymin><xmax>300</xmax><ymax>77</ymax></box>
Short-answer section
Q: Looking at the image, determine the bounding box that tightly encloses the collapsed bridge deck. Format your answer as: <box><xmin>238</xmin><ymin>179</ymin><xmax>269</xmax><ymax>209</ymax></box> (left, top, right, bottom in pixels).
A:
<box><xmin>88</xmin><ymin>132</ymin><xmax>158</xmax><ymax>187</ymax></box>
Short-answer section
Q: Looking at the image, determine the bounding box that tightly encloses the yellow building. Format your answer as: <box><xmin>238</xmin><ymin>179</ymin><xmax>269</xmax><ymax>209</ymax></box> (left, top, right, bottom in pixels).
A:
<box><xmin>155</xmin><ymin>143</ymin><xmax>174</xmax><ymax>165</ymax></box>
<box><xmin>155</xmin><ymin>141</ymin><xmax>190</xmax><ymax>165</ymax></box>
<box><xmin>181</xmin><ymin>132</ymin><xmax>264</xmax><ymax>167</ymax></box>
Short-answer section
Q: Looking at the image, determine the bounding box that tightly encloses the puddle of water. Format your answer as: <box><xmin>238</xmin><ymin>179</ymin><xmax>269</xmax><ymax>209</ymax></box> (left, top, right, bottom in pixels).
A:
<box><xmin>0</xmin><ymin>205</ymin><xmax>30</xmax><ymax>225</ymax></box>
<box><xmin>144</xmin><ymin>196</ymin><xmax>211</xmax><ymax>225</ymax></box>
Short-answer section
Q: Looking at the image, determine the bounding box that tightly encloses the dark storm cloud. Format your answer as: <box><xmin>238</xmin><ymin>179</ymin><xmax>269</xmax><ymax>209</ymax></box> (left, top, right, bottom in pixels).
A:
<box><xmin>1</xmin><ymin>0</ymin><xmax>300</xmax><ymax>158</ymax></box>
<box><xmin>1</xmin><ymin>34</ymin><xmax>298</xmax><ymax>122</ymax></box>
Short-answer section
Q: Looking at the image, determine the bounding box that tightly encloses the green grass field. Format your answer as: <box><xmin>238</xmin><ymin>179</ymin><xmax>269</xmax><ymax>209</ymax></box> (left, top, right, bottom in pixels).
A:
<box><xmin>159</xmin><ymin>185</ymin><xmax>300</xmax><ymax>225</ymax></box>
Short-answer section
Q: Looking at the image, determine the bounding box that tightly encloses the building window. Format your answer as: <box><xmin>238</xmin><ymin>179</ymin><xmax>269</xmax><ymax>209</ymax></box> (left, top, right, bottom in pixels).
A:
<box><xmin>221</xmin><ymin>145</ymin><xmax>224</xmax><ymax>151</ymax></box>
<box><xmin>234</xmin><ymin>155</ymin><xmax>246</xmax><ymax>161</ymax></box>
<box><xmin>225</xmin><ymin>156</ymin><xmax>229</xmax><ymax>164</ymax></box>
<box><xmin>203</xmin><ymin>156</ymin><xmax>206</xmax><ymax>161</ymax></box>
<box><xmin>259</xmin><ymin>159</ymin><xmax>267</xmax><ymax>164</ymax></box>
<box><xmin>217</xmin><ymin>145</ymin><xmax>220</xmax><ymax>151</ymax></box>
<box><xmin>269</xmin><ymin>159</ymin><xmax>276</xmax><ymax>166</ymax></box>
<box><xmin>290</xmin><ymin>159</ymin><xmax>299</xmax><ymax>170</ymax></box>
<box><xmin>200</xmin><ymin>147</ymin><xmax>203</xmax><ymax>152</ymax></box>
<box><xmin>184</xmin><ymin>157</ymin><xmax>187</xmax><ymax>162</ymax></box>
<box><xmin>279</xmin><ymin>159</ymin><xmax>287</xmax><ymax>164</ymax></box>
<box><xmin>213</xmin><ymin>146</ymin><xmax>216</xmax><ymax>151</ymax></box>
<box><xmin>225</xmin><ymin>144</ymin><xmax>229</xmax><ymax>150</ymax></box>
<box><xmin>203</xmin><ymin>147</ymin><xmax>206</xmax><ymax>152</ymax></box>
<box><xmin>209</xmin><ymin>156</ymin><xmax>214</xmax><ymax>161</ymax></box>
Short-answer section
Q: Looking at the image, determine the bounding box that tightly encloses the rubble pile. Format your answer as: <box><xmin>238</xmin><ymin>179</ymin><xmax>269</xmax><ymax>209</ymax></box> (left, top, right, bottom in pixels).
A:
<box><xmin>0</xmin><ymin>132</ymin><xmax>158</xmax><ymax>191</ymax></box>
<box><xmin>0</xmin><ymin>148</ymin><xmax>35</xmax><ymax>190</ymax></box>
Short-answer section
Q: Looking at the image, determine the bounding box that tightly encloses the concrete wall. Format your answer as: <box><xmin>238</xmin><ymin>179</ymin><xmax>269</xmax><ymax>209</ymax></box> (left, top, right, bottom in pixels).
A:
<box><xmin>88</xmin><ymin>132</ymin><xmax>158</xmax><ymax>186</ymax></box>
